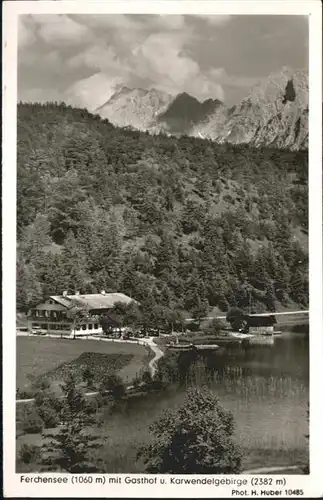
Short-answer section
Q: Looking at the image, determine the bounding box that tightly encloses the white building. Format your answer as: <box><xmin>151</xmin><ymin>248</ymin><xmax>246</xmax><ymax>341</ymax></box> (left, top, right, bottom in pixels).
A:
<box><xmin>27</xmin><ymin>291</ymin><xmax>136</xmax><ymax>337</ymax></box>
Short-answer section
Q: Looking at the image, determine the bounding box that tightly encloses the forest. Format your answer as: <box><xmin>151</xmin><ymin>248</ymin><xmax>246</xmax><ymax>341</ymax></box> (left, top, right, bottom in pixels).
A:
<box><xmin>16</xmin><ymin>102</ymin><xmax>308</xmax><ymax>322</ymax></box>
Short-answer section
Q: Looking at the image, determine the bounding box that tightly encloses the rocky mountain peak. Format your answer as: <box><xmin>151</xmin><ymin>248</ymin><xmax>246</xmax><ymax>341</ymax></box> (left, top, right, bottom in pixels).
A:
<box><xmin>93</xmin><ymin>67</ymin><xmax>308</xmax><ymax>150</ymax></box>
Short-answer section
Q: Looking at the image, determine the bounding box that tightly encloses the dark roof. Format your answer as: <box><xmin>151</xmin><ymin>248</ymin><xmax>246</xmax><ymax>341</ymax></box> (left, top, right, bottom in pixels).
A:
<box><xmin>246</xmin><ymin>315</ymin><xmax>276</xmax><ymax>326</ymax></box>
<box><xmin>50</xmin><ymin>293</ymin><xmax>136</xmax><ymax>310</ymax></box>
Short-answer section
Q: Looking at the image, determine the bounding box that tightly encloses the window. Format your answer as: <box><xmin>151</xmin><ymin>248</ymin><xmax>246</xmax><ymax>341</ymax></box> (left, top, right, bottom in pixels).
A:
<box><xmin>76</xmin><ymin>326</ymin><xmax>80</xmax><ymax>331</ymax></box>
<box><xmin>94</xmin><ymin>324</ymin><xmax>99</xmax><ymax>330</ymax></box>
<box><xmin>82</xmin><ymin>325</ymin><xmax>86</xmax><ymax>330</ymax></box>
<box><xmin>88</xmin><ymin>324</ymin><xmax>93</xmax><ymax>330</ymax></box>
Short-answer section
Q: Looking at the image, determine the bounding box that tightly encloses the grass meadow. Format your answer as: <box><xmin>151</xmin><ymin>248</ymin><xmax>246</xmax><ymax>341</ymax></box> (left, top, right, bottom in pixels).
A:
<box><xmin>16</xmin><ymin>336</ymin><xmax>150</xmax><ymax>392</ymax></box>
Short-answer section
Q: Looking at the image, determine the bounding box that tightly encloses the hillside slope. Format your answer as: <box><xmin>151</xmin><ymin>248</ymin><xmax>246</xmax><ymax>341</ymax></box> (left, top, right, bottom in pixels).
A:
<box><xmin>17</xmin><ymin>102</ymin><xmax>308</xmax><ymax>320</ymax></box>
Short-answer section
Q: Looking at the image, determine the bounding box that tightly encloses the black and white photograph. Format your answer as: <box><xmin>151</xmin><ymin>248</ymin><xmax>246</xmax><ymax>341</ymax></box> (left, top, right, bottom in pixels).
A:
<box><xmin>2</xmin><ymin>1</ymin><xmax>322</xmax><ymax>498</ymax></box>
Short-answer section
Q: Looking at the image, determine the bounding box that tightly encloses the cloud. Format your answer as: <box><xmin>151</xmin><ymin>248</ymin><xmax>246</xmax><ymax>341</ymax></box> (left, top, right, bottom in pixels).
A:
<box><xmin>151</xmin><ymin>14</ymin><xmax>186</xmax><ymax>30</ymax></box>
<box><xmin>18</xmin><ymin>14</ymin><xmax>307</xmax><ymax>109</ymax></box>
<box><xmin>32</xmin><ymin>14</ymin><xmax>90</xmax><ymax>47</ymax></box>
<box><xmin>72</xmin><ymin>14</ymin><xmax>144</xmax><ymax>32</ymax></box>
<box><xmin>18</xmin><ymin>16</ymin><xmax>37</xmax><ymax>49</ymax></box>
<box><xmin>197</xmin><ymin>15</ymin><xmax>232</xmax><ymax>26</ymax></box>
<box><xmin>67</xmin><ymin>45</ymin><xmax>120</xmax><ymax>72</ymax></box>
<box><xmin>64</xmin><ymin>73</ymin><xmax>124</xmax><ymax>111</ymax></box>
<box><xmin>132</xmin><ymin>32</ymin><xmax>198</xmax><ymax>87</ymax></box>
<box><xmin>210</xmin><ymin>69</ymin><xmax>262</xmax><ymax>89</ymax></box>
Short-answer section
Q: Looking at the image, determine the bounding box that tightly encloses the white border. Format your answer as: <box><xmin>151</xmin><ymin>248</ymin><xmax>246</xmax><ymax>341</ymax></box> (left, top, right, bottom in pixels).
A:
<box><xmin>2</xmin><ymin>1</ymin><xmax>322</xmax><ymax>498</ymax></box>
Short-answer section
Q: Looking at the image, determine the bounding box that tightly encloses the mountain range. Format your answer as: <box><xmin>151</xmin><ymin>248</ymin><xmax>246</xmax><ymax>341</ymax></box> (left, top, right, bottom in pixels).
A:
<box><xmin>95</xmin><ymin>67</ymin><xmax>308</xmax><ymax>150</ymax></box>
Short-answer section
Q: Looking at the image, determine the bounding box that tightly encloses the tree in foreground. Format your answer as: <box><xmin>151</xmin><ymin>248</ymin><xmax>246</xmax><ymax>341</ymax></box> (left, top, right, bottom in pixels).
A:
<box><xmin>41</xmin><ymin>372</ymin><xmax>103</xmax><ymax>472</ymax></box>
<box><xmin>138</xmin><ymin>387</ymin><xmax>242</xmax><ymax>474</ymax></box>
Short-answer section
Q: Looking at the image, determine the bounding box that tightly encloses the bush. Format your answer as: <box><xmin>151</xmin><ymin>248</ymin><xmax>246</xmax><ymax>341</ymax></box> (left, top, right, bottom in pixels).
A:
<box><xmin>34</xmin><ymin>391</ymin><xmax>62</xmax><ymax>410</ymax></box>
<box><xmin>21</xmin><ymin>408</ymin><xmax>44</xmax><ymax>434</ymax></box>
<box><xmin>204</xmin><ymin>318</ymin><xmax>226</xmax><ymax>336</ymax></box>
<box><xmin>16</xmin><ymin>388</ymin><xmax>35</xmax><ymax>400</ymax></box>
<box><xmin>141</xmin><ymin>370</ymin><xmax>153</xmax><ymax>386</ymax></box>
<box><xmin>82</xmin><ymin>366</ymin><xmax>95</xmax><ymax>389</ymax></box>
<box><xmin>37</xmin><ymin>404</ymin><xmax>60</xmax><ymax>429</ymax></box>
<box><xmin>32</xmin><ymin>377</ymin><xmax>51</xmax><ymax>391</ymax></box>
<box><xmin>94</xmin><ymin>393</ymin><xmax>104</xmax><ymax>408</ymax></box>
<box><xmin>100</xmin><ymin>374</ymin><xmax>125</xmax><ymax>401</ymax></box>
<box><xmin>138</xmin><ymin>387</ymin><xmax>242</xmax><ymax>474</ymax></box>
<box><xmin>19</xmin><ymin>444</ymin><xmax>41</xmax><ymax>464</ymax></box>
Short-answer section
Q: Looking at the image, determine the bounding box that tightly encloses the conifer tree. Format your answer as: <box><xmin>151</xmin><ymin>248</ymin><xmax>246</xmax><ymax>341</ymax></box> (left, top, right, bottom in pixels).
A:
<box><xmin>41</xmin><ymin>373</ymin><xmax>103</xmax><ymax>473</ymax></box>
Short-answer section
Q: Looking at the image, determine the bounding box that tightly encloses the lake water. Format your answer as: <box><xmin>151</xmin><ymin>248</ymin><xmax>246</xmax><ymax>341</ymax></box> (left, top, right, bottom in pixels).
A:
<box><xmin>102</xmin><ymin>332</ymin><xmax>309</xmax><ymax>472</ymax></box>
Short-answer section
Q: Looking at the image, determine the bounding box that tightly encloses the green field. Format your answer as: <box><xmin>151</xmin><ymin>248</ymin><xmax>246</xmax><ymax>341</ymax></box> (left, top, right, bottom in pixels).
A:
<box><xmin>16</xmin><ymin>336</ymin><xmax>150</xmax><ymax>391</ymax></box>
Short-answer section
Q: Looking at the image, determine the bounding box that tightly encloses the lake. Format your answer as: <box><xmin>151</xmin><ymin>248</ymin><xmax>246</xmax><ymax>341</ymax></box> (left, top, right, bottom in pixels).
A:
<box><xmin>99</xmin><ymin>331</ymin><xmax>309</xmax><ymax>472</ymax></box>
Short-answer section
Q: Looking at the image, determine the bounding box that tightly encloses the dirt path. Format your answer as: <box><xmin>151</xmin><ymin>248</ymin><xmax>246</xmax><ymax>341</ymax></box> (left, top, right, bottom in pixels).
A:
<box><xmin>143</xmin><ymin>338</ymin><xmax>164</xmax><ymax>377</ymax></box>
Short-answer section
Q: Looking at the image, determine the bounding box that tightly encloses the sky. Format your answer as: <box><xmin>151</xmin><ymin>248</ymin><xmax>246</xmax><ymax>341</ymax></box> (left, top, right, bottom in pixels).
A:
<box><xmin>18</xmin><ymin>14</ymin><xmax>309</xmax><ymax>110</ymax></box>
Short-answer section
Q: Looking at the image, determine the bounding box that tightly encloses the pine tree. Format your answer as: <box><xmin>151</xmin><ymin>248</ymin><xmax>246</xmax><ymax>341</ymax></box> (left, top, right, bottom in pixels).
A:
<box><xmin>41</xmin><ymin>373</ymin><xmax>103</xmax><ymax>473</ymax></box>
<box><xmin>16</xmin><ymin>258</ymin><xmax>43</xmax><ymax>311</ymax></box>
<box><xmin>265</xmin><ymin>282</ymin><xmax>276</xmax><ymax>312</ymax></box>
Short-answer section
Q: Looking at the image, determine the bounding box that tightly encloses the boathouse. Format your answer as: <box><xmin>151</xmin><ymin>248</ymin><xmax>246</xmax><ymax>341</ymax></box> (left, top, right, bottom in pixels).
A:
<box><xmin>243</xmin><ymin>314</ymin><xmax>277</xmax><ymax>334</ymax></box>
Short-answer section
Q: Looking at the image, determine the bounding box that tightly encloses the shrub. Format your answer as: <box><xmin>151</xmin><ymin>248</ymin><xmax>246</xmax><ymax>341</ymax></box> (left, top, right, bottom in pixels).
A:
<box><xmin>21</xmin><ymin>408</ymin><xmax>44</xmax><ymax>434</ymax></box>
<box><xmin>19</xmin><ymin>444</ymin><xmax>41</xmax><ymax>464</ymax></box>
<box><xmin>32</xmin><ymin>377</ymin><xmax>51</xmax><ymax>391</ymax></box>
<box><xmin>94</xmin><ymin>393</ymin><xmax>104</xmax><ymax>408</ymax></box>
<box><xmin>37</xmin><ymin>404</ymin><xmax>60</xmax><ymax>429</ymax></box>
<box><xmin>100</xmin><ymin>373</ymin><xmax>125</xmax><ymax>401</ymax></box>
<box><xmin>82</xmin><ymin>366</ymin><xmax>95</xmax><ymax>389</ymax></box>
<box><xmin>204</xmin><ymin>318</ymin><xmax>226</xmax><ymax>336</ymax></box>
<box><xmin>16</xmin><ymin>388</ymin><xmax>35</xmax><ymax>400</ymax></box>
<box><xmin>141</xmin><ymin>369</ymin><xmax>153</xmax><ymax>386</ymax></box>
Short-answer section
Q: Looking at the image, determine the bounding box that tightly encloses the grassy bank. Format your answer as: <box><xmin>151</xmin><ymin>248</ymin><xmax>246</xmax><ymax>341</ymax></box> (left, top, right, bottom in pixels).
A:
<box><xmin>17</xmin><ymin>336</ymin><xmax>150</xmax><ymax>392</ymax></box>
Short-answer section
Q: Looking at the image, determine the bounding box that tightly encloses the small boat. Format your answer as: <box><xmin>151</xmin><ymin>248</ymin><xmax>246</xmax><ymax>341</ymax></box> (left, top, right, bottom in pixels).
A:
<box><xmin>229</xmin><ymin>332</ymin><xmax>254</xmax><ymax>339</ymax></box>
<box><xmin>195</xmin><ymin>344</ymin><xmax>220</xmax><ymax>351</ymax></box>
<box><xmin>166</xmin><ymin>342</ymin><xmax>193</xmax><ymax>350</ymax></box>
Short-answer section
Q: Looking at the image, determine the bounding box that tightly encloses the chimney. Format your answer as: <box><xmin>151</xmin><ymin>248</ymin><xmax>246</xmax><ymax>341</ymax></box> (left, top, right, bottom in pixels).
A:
<box><xmin>62</xmin><ymin>291</ymin><xmax>68</xmax><ymax>297</ymax></box>
<box><xmin>101</xmin><ymin>290</ymin><xmax>106</xmax><ymax>295</ymax></box>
